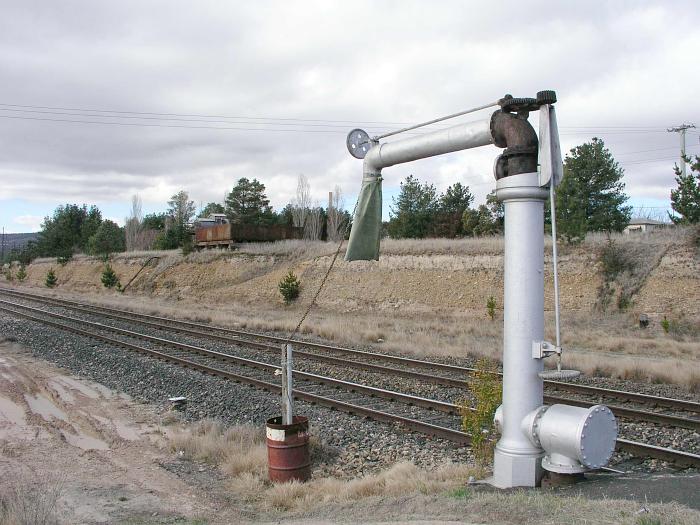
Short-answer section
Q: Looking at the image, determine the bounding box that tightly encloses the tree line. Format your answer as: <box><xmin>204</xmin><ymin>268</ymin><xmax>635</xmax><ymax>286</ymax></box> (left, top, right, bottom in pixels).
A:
<box><xmin>4</xmin><ymin>174</ymin><xmax>351</xmax><ymax>263</ymax></box>
<box><xmin>4</xmin><ymin>137</ymin><xmax>698</xmax><ymax>264</ymax></box>
<box><xmin>387</xmin><ymin>137</ymin><xmax>700</xmax><ymax>242</ymax></box>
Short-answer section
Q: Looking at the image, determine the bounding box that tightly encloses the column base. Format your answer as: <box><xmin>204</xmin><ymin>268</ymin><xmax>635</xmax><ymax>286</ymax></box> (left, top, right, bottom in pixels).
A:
<box><xmin>492</xmin><ymin>448</ymin><xmax>544</xmax><ymax>488</ymax></box>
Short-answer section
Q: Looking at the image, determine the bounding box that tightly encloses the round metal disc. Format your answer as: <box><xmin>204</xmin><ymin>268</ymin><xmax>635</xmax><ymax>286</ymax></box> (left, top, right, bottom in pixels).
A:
<box><xmin>346</xmin><ymin>128</ymin><xmax>371</xmax><ymax>159</ymax></box>
<box><xmin>538</xmin><ymin>369</ymin><xmax>581</xmax><ymax>380</ymax></box>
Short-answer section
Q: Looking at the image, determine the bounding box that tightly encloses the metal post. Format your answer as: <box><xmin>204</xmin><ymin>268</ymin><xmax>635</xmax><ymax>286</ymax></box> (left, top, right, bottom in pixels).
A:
<box><xmin>668</xmin><ymin>123</ymin><xmax>696</xmax><ymax>177</ymax></box>
<box><xmin>281</xmin><ymin>343</ymin><xmax>294</xmax><ymax>425</ymax></box>
<box><xmin>681</xmin><ymin>128</ymin><xmax>687</xmax><ymax>177</ymax></box>
<box><xmin>493</xmin><ymin>172</ymin><xmax>549</xmax><ymax>488</ymax></box>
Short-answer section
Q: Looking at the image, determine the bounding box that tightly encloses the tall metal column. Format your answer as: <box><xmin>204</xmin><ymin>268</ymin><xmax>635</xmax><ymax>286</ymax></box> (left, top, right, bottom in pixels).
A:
<box><xmin>493</xmin><ymin>172</ymin><xmax>549</xmax><ymax>488</ymax></box>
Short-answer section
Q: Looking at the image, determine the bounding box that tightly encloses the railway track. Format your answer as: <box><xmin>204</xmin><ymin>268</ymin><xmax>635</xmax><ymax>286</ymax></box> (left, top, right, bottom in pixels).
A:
<box><xmin>1</xmin><ymin>288</ymin><xmax>698</xmax><ymax>430</ymax></box>
<box><xmin>1</xmin><ymin>294</ymin><xmax>699</xmax><ymax>468</ymax></box>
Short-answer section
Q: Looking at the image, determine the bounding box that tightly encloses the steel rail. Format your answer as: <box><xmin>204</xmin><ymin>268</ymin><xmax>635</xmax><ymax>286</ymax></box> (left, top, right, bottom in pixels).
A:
<box><xmin>1</xmin><ymin>288</ymin><xmax>699</xmax><ymax>416</ymax></box>
<box><xmin>0</xmin><ymin>302</ymin><xmax>466</xmax><ymax>443</ymax></box>
<box><xmin>0</xmin><ymin>299</ymin><xmax>459</xmax><ymax>415</ymax></box>
<box><xmin>2</xmin><ymin>301</ymin><xmax>699</xmax><ymax>468</ymax></box>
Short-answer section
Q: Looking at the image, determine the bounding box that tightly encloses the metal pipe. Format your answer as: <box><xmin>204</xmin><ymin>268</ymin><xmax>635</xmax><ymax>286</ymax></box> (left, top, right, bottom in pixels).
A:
<box><xmin>549</xmin><ymin>182</ymin><xmax>562</xmax><ymax>371</ymax></box>
<box><xmin>282</xmin><ymin>343</ymin><xmax>293</xmax><ymax>425</ymax></box>
<box><xmin>493</xmin><ymin>172</ymin><xmax>549</xmax><ymax>488</ymax></box>
<box><xmin>363</xmin><ymin>118</ymin><xmax>493</xmax><ymax>174</ymax></box>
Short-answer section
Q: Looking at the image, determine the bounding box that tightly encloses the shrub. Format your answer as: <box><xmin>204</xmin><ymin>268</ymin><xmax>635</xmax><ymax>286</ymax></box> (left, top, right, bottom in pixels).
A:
<box><xmin>661</xmin><ymin>316</ymin><xmax>670</xmax><ymax>334</ymax></box>
<box><xmin>16</xmin><ymin>265</ymin><xmax>27</xmax><ymax>282</ymax></box>
<box><xmin>459</xmin><ymin>357</ymin><xmax>502</xmax><ymax>468</ymax></box>
<box><xmin>182</xmin><ymin>234</ymin><xmax>194</xmax><ymax>256</ymax></box>
<box><xmin>101</xmin><ymin>264</ymin><xmax>120</xmax><ymax>289</ymax></box>
<box><xmin>45</xmin><ymin>268</ymin><xmax>57</xmax><ymax>288</ymax></box>
<box><xmin>56</xmin><ymin>255</ymin><xmax>71</xmax><ymax>266</ymax></box>
<box><xmin>278</xmin><ymin>270</ymin><xmax>301</xmax><ymax>304</ymax></box>
<box><xmin>486</xmin><ymin>296</ymin><xmax>496</xmax><ymax>321</ymax></box>
<box><xmin>0</xmin><ymin>472</ymin><xmax>64</xmax><ymax>525</ymax></box>
<box><xmin>599</xmin><ymin>238</ymin><xmax>632</xmax><ymax>280</ymax></box>
<box><xmin>4</xmin><ymin>266</ymin><xmax>13</xmax><ymax>282</ymax></box>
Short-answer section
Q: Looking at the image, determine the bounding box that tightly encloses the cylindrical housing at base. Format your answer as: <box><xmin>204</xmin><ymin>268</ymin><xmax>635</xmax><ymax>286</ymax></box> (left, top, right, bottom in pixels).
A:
<box><xmin>266</xmin><ymin>415</ymin><xmax>311</xmax><ymax>483</ymax></box>
<box><xmin>523</xmin><ymin>404</ymin><xmax>618</xmax><ymax>473</ymax></box>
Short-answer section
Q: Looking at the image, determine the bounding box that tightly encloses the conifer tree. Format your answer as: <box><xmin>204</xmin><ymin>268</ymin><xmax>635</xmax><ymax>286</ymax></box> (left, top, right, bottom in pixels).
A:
<box><xmin>670</xmin><ymin>155</ymin><xmax>700</xmax><ymax>224</ymax></box>
<box><xmin>555</xmin><ymin>138</ymin><xmax>631</xmax><ymax>242</ymax></box>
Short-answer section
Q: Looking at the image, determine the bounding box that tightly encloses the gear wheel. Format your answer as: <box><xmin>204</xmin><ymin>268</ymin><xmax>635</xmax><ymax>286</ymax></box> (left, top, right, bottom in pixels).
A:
<box><xmin>499</xmin><ymin>96</ymin><xmax>538</xmax><ymax>113</ymax></box>
<box><xmin>536</xmin><ymin>90</ymin><xmax>557</xmax><ymax>105</ymax></box>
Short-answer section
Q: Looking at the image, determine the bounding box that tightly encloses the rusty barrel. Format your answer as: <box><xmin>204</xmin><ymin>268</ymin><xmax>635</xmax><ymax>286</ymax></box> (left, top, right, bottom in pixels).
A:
<box><xmin>266</xmin><ymin>416</ymin><xmax>311</xmax><ymax>483</ymax></box>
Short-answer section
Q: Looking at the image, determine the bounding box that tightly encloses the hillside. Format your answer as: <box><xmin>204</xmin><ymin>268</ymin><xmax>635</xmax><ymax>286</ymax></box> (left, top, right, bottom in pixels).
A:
<box><xmin>5</xmin><ymin>227</ymin><xmax>699</xmax><ymax>387</ymax></box>
<box><xmin>1</xmin><ymin>231</ymin><xmax>39</xmax><ymax>253</ymax></box>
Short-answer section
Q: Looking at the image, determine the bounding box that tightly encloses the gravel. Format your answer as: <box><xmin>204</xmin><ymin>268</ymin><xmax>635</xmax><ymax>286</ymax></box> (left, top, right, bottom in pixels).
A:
<box><xmin>1</xmin><ymin>294</ymin><xmax>698</xmax><ymax>476</ymax></box>
<box><xmin>0</xmin><ymin>311</ymin><xmax>473</xmax><ymax>478</ymax></box>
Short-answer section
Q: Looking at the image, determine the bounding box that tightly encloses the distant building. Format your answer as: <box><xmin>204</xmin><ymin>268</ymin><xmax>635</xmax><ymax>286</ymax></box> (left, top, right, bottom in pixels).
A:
<box><xmin>623</xmin><ymin>218</ymin><xmax>669</xmax><ymax>234</ymax></box>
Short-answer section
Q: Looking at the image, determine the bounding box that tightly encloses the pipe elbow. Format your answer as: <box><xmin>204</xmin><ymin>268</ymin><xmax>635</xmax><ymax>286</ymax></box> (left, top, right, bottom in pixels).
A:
<box><xmin>363</xmin><ymin>144</ymin><xmax>383</xmax><ymax>175</ymax></box>
<box><xmin>490</xmin><ymin>111</ymin><xmax>538</xmax><ymax>178</ymax></box>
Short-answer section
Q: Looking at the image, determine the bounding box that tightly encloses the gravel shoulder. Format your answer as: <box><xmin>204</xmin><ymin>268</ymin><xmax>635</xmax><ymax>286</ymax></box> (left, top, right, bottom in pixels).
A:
<box><xmin>0</xmin><ymin>340</ymin><xmax>244</xmax><ymax>524</ymax></box>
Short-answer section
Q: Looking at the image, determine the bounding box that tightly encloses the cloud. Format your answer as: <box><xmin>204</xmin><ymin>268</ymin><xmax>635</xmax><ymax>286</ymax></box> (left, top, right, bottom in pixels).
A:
<box><xmin>12</xmin><ymin>215</ymin><xmax>43</xmax><ymax>230</ymax></box>
<box><xmin>0</xmin><ymin>0</ymin><xmax>696</xmax><ymax>219</ymax></box>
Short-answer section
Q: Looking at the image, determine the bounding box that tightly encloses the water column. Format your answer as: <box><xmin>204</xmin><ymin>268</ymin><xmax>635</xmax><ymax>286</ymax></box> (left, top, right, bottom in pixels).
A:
<box><xmin>493</xmin><ymin>171</ymin><xmax>548</xmax><ymax>488</ymax></box>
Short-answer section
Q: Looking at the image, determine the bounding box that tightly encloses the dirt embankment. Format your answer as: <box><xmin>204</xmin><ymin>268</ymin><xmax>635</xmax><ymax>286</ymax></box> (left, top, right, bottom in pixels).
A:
<box><xmin>13</xmin><ymin>233</ymin><xmax>699</xmax><ymax>318</ymax></box>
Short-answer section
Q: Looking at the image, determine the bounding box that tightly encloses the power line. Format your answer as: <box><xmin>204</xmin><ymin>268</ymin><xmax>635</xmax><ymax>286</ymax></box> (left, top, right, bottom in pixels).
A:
<box><xmin>0</xmin><ymin>102</ymin><xmax>680</xmax><ymax>131</ymax></box>
<box><xmin>620</xmin><ymin>156</ymin><xmax>682</xmax><ymax>166</ymax></box>
<box><xmin>0</xmin><ymin>102</ymin><xmax>410</xmax><ymax>125</ymax></box>
<box><xmin>0</xmin><ymin>114</ymin><xmax>356</xmax><ymax>133</ymax></box>
<box><xmin>0</xmin><ymin>107</ymin><xmax>392</xmax><ymax>130</ymax></box>
<box><xmin>615</xmin><ymin>145</ymin><xmax>699</xmax><ymax>158</ymax></box>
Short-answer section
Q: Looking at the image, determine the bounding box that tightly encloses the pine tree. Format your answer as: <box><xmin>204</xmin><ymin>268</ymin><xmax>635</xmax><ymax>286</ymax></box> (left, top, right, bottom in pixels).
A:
<box><xmin>225</xmin><ymin>178</ymin><xmax>275</xmax><ymax>225</ymax></box>
<box><xmin>278</xmin><ymin>270</ymin><xmax>300</xmax><ymax>304</ymax></box>
<box><xmin>555</xmin><ymin>138</ymin><xmax>631</xmax><ymax>242</ymax></box>
<box><xmin>387</xmin><ymin>175</ymin><xmax>439</xmax><ymax>238</ymax></box>
<box><xmin>88</xmin><ymin>220</ymin><xmax>126</xmax><ymax>257</ymax></box>
<box><xmin>16</xmin><ymin>265</ymin><xmax>27</xmax><ymax>282</ymax></box>
<box><xmin>101</xmin><ymin>264</ymin><xmax>120</xmax><ymax>288</ymax></box>
<box><xmin>201</xmin><ymin>202</ymin><xmax>225</xmax><ymax>217</ymax></box>
<box><xmin>432</xmin><ymin>182</ymin><xmax>474</xmax><ymax>237</ymax></box>
<box><xmin>670</xmin><ymin>155</ymin><xmax>700</xmax><ymax>224</ymax></box>
<box><xmin>45</xmin><ymin>268</ymin><xmax>57</xmax><ymax>288</ymax></box>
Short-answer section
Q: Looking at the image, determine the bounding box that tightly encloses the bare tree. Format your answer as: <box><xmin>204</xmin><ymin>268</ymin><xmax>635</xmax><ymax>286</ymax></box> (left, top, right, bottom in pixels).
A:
<box><xmin>292</xmin><ymin>174</ymin><xmax>311</xmax><ymax>232</ymax></box>
<box><xmin>124</xmin><ymin>194</ymin><xmax>147</xmax><ymax>251</ymax></box>
<box><xmin>327</xmin><ymin>185</ymin><xmax>346</xmax><ymax>241</ymax></box>
<box><xmin>632</xmin><ymin>206</ymin><xmax>668</xmax><ymax>223</ymax></box>
<box><xmin>305</xmin><ymin>204</ymin><xmax>324</xmax><ymax>240</ymax></box>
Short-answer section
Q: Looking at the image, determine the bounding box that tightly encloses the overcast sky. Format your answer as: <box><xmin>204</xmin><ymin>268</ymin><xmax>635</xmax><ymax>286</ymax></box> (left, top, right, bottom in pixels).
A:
<box><xmin>1</xmin><ymin>0</ymin><xmax>698</xmax><ymax>233</ymax></box>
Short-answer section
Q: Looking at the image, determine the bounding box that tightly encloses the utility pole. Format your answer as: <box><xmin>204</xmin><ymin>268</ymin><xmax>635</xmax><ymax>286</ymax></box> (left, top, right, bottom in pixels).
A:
<box><xmin>667</xmin><ymin>123</ymin><xmax>696</xmax><ymax>176</ymax></box>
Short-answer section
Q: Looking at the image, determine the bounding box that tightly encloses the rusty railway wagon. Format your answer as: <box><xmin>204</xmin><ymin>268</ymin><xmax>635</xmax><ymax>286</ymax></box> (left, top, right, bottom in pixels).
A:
<box><xmin>194</xmin><ymin>221</ymin><xmax>303</xmax><ymax>249</ymax></box>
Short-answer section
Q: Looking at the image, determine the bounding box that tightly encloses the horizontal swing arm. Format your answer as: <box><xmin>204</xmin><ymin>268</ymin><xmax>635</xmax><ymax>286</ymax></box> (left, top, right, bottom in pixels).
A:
<box><xmin>363</xmin><ymin>118</ymin><xmax>494</xmax><ymax>174</ymax></box>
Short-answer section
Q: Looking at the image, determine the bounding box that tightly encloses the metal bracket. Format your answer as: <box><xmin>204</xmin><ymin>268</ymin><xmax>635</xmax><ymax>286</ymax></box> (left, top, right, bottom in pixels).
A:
<box><xmin>532</xmin><ymin>341</ymin><xmax>561</xmax><ymax>359</ymax></box>
<box><xmin>538</xmin><ymin>104</ymin><xmax>563</xmax><ymax>188</ymax></box>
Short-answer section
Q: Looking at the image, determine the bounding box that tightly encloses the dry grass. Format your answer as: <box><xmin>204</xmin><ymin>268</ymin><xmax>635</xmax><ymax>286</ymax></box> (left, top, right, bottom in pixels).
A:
<box><xmin>449</xmin><ymin>489</ymin><xmax>699</xmax><ymax>525</ymax></box>
<box><xmin>25</xmin><ymin>225</ymin><xmax>694</xmax><ymax>265</ymax></box>
<box><xmin>168</xmin><ymin>421</ymin><xmax>700</xmax><ymax>524</ymax></box>
<box><xmin>169</xmin><ymin>420</ymin><xmax>475</xmax><ymax>513</ymax></box>
<box><xmin>260</xmin><ymin>461</ymin><xmax>474</xmax><ymax>511</ymax></box>
<box><xmin>0</xmin><ymin>471</ymin><xmax>63</xmax><ymax>525</ymax></box>
<box><xmin>169</xmin><ymin>420</ymin><xmax>267</xmax><ymax>478</ymax></box>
